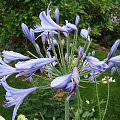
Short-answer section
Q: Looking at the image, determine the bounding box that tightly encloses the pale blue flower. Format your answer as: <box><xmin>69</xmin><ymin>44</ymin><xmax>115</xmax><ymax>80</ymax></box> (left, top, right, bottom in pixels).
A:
<box><xmin>34</xmin><ymin>10</ymin><xmax>67</xmax><ymax>32</ymax></box>
<box><xmin>86</xmin><ymin>56</ymin><xmax>108</xmax><ymax>72</ymax></box>
<box><xmin>109</xmin><ymin>55</ymin><xmax>120</xmax><ymax>64</ymax></box>
<box><xmin>51</xmin><ymin>67</ymin><xmax>80</xmax><ymax>100</ymax></box>
<box><xmin>78</xmin><ymin>46</ymin><xmax>84</xmax><ymax>58</ymax></box>
<box><xmin>75</xmin><ymin>15</ymin><xmax>80</xmax><ymax>26</ymax></box>
<box><xmin>80</xmin><ymin>28</ymin><xmax>91</xmax><ymax>41</ymax></box>
<box><xmin>0</xmin><ymin>58</ymin><xmax>17</xmax><ymax>78</ymax></box>
<box><xmin>55</xmin><ymin>8</ymin><xmax>60</xmax><ymax>24</ymax></box>
<box><xmin>2</xmin><ymin>50</ymin><xmax>29</xmax><ymax>63</ymax></box>
<box><xmin>66</xmin><ymin>67</ymin><xmax>80</xmax><ymax>100</ymax></box>
<box><xmin>1</xmin><ymin>76</ymin><xmax>37</xmax><ymax>120</ymax></box>
<box><xmin>107</xmin><ymin>39</ymin><xmax>120</xmax><ymax>60</ymax></box>
<box><xmin>21</xmin><ymin>23</ymin><xmax>35</xmax><ymax>42</ymax></box>
<box><xmin>15</xmin><ymin>58</ymin><xmax>56</xmax><ymax>77</ymax></box>
<box><xmin>50</xmin><ymin>73</ymin><xmax>72</xmax><ymax>90</ymax></box>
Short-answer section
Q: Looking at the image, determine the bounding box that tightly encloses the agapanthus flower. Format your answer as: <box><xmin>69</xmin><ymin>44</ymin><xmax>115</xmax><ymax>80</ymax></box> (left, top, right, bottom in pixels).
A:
<box><xmin>34</xmin><ymin>10</ymin><xmax>67</xmax><ymax>33</ymax></box>
<box><xmin>0</xmin><ymin>76</ymin><xmax>37</xmax><ymax>120</ymax></box>
<box><xmin>109</xmin><ymin>55</ymin><xmax>120</xmax><ymax>64</ymax></box>
<box><xmin>2</xmin><ymin>50</ymin><xmax>29</xmax><ymax>63</ymax></box>
<box><xmin>50</xmin><ymin>73</ymin><xmax>72</xmax><ymax>90</ymax></box>
<box><xmin>51</xmin><ymin>67</ymin><xmax>80</xmax><ymax>100</ymax></box>
<box><xmin>21</xmin><ymin>23</ymin><xmax>35</xmax><ymax>42</ymax></box>
<box><xmin>107</xmin><ymin>39</ymin><xmax>120</xmax><ymax>60</ymax></box>
<box><xmin>0</xmin><ymin>58</ymin><xmax>17</xmax><ymax>78</ymax></box>
<box><xmin>15</xmin><ymin>57</ymin><xmax>56</xmax><ymax>77</ymax></box>
<box><xmin>75</xmin><ymin>15</ymin><xmax>80</xmax><ymax>26</ymax></box>
<box><xmin>78</xmin><ymin>46</ymin><xmax>84</xmax><ymax>58</ymax></box>
<box><xmin>54</xmin><ymin>8</ymin><xmax>60</xmax><ymax>24</ymax></box>
<box><xmin>86</xmin><ymin>56</ymin><xmax>108</xmax><ymax>81</ymax></box>
<box><xmin>62</xmin><ymin>20</ymin><xmax>77</xmax><ymax>37</ymax></box>
<box><xmin>80</xmin><ymin>28</ymin><xmax>91</xmax><ymax>41</ymax></box>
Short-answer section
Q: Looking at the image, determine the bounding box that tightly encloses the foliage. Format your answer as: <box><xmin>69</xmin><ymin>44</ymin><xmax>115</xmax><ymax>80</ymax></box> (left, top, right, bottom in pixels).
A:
<box><xmin>0</xmin><ymin>0</ymin><xmax>119</xmax><ymax>46</ymax></box>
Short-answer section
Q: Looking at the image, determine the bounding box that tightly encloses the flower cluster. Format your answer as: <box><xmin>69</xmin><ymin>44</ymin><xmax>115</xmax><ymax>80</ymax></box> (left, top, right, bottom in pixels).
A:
<box><xmin>0</xmin><ymin>3</ymin><xmax>120</xmax><ymax>120</ymax></box>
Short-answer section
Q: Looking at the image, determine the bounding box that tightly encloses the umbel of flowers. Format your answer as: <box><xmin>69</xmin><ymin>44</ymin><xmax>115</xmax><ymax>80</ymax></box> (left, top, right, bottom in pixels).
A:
<box><xmin>0</xmin><ymin>3</ymin><xmax>120</xmax><ymax>120</ymax></box>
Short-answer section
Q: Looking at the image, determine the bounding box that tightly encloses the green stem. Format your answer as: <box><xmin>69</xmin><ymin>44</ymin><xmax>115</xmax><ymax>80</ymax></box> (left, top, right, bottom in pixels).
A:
<box><xmin>95</xmin><ymin>81</ymin><xmax>101</xmax><ymax>120</ymax></box>
<box><xmin>102</xmin><ymin>83</ymin><xmax>110</xmax><ymax>120</ymax></box>
<box><xmin>65</xmin><ymin>100</ymin><xmax>69</xmax><ymax>120</ymax></box>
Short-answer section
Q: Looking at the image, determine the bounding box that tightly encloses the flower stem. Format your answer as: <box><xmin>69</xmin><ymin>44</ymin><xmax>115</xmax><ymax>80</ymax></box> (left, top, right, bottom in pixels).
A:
<box><xmin>102</xmin><ymin>83</ymin><xmax>110</xmax><ymax>120</ymax></box>
<box><xmin>95</xmin><ymin>81</ymin><xmax>101</xmax><ymax>120</ymax></box>
<box><xmin>65</xmin><ymin>100</ymin><xmax>69</xmax><ymax>120</ymax></box>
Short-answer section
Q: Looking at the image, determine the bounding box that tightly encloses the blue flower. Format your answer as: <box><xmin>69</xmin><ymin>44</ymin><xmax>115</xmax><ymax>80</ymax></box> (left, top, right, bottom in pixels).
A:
<box><xmin>15</xmin><ymin>58</ymin><xmax>56</xmax><ymax>77</ymax></box>
<box><xmin>0</xmin><ymin>76</ymin><xmax>37</xmax><ymax>120</ymax></box>
<box><xmin>51</xmin><ymin>67</ymin><xmax>80</xmax><ymax>100</ymax></box>
<box><xmin>54</xmin><ymin>8</ymin><xmax>60</xmax><ymax>24</ymax></box>
<box><xmin>2</xmin><ymin>51</ymin><xmax>29</xmax><ymax>63</ymax></box>
<box><xmin>0</xmin><ymin>58</ymin><xmax>17</xmax><ymax>78</ymax></box>
<box><xmin>78</xmin><ymin>46</ymin><xmax>84</xmax><ymax>58</ymax></box>
<box><xmin>34</xmin><ymin>10</ymin><xmax>67</xmax><ymax>32</ymax></box>
<box><xmin>21</xmin><ymin>23</ymin><xmax>35</xmax><ymax>42</ymax></box>
<box><xmin>75</xmin><ymin>15</ymin><xmax>80</xmax><ymax>26</ymax></box>
<box><xmin>80</xmin><ymin>28</ymin><xmax>91</xmax><ymax>41</ymax></box>
<box><xmin>109</xmin><ymin>55</ymin><xmax>120</xmax><ymax>64</ymax></box>
<box><xmin>107</xmin><ymin>39</ymin><xmax>120</xmax><ymax>60</ymax></box>
<box><xmin>50</xmin><ymin>73</ymin><xmax>72</xmax><ymax>90</ymax></box>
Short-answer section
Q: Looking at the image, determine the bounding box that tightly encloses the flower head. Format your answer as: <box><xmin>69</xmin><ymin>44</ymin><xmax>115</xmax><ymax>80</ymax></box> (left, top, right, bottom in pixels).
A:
<box><xmin>2</xmin><ymin>50</ymin><xmax>29</xmax><ymax>63</ymax></box>
<box><xmin>1</xmin><ymin>76</ymin><xmax>37</xmax><ymax>120</ymax></box>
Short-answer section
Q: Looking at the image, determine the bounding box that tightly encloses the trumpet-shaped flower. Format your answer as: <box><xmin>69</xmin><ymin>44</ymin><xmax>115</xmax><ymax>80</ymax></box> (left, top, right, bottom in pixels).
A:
<box><xmin>0</xmin><ymin>58</ymin><xmax>17</xmax><ymax>78</ymax></box>
<box><xmin>54</xmin><ymin>8</ymin><xmax>60</xmax><ymax>24</ymax></box>
<box><xmin>34</xmin><ymin>10</ymin><xmax>67</xmax><ymax>33</ymax></box>
<box><xmin>80</xmin><ymin>28</ymin><xmax>91</xmax><ymax>41</ymax></box>
<box><xmin>50</xmin><ymin>73</ymin><xmax>72</xmax><ymax>90</ymax></box>
<box><xmin>15</xmin><ymin>58</ymin><xmax>56</xmax><ymax>77</ymax></box>
<box><xmin>0</xmin><ymin>77</ymin><xmax>37</xmax><ymax>120</ymax></box>
<box><xmin>86</xmin><ymin>56</ymin><xmax>108</xmax><ymax>72</ymax></box>
<box><xmin>107</xmin><ymin>39</ymin><xmax>120</xmax><ymax>60</ymax></box>
<box><xmin>2</xmin><ymin>50</ymin><xmax>29</xmax><ymax>63</ymax></box>
<box><xmin>21</xmin><ymin>23</ymin><xmax>35</xmax><ymax>42</ymax></box>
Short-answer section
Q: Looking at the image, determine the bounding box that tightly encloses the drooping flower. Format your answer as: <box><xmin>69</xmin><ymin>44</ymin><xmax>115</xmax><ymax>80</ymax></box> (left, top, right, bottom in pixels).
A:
<box><xmin>15</xmin><ymin>57</ymin><xmax>56</xmax><ymax>77</ymax></box>
<box><xmin>0</xmin><ymin>76</ymin><xmax>37</xmax><ymax>120</ymax></box>
<box><xmin>54</xmin><ymin>8</ymin><xmax>60</xmax><ymax>24</ymax></box>
<box><xmin>80</xmin><ymin>28</ymin><xmax>91</xmax><ymax>41</ymax></box>
<box><xmin>21</xmin><ymin>23</ymin><xmax>35</xmax><ymax>42</ymax></box>
<box><xmin>2</xmin><ymin>50</ymin><xmax>29</xmax><ymax>63</ymax></box>
<box><xmin>107</xmin><ymin>39</ymin><xmax>120</xmax><ymax>60</ymax></box>
<box><xmin>75</xmin><ymin>15</ymin><xmax>80</xmax><ymax>26</ymax></box>
<box><xmin>0</xmin><ymin>58</ymin><xmax>17</xmax><ymax>78</ymax></box>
